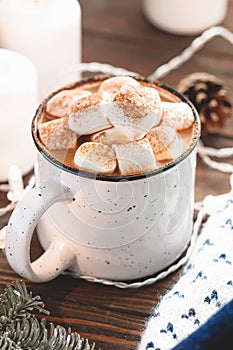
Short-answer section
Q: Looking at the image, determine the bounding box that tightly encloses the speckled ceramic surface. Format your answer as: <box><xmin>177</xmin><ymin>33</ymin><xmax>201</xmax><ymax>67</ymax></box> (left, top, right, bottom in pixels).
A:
<box><xmin>5</xmin><ymin>77</ymin><xmax>200</xmax><ymax>283</ymax></box>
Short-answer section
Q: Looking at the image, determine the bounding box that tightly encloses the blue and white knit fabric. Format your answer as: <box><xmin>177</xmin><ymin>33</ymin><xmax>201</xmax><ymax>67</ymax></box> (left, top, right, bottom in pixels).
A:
<box><xmin>138</xmin><ymin>192</ymin><xmax>233</xmax><ymax>350</ymax></box>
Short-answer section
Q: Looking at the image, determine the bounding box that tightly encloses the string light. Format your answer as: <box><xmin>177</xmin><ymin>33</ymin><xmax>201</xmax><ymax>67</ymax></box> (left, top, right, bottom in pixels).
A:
<box><xmin>7</xmin><ymin>165</ymin><xmax>24</xmax><ymax>202</ymax></box>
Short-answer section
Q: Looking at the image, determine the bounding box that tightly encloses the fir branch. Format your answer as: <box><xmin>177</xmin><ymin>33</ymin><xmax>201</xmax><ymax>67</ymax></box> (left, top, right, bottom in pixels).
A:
<box><xmin>0</xmin><ymin>281</ymin><xmax>96</xmax><ymax>350</ymax></box>
<box><xmin>0</xmin><ymin>280</ymin><xmax>49</xmax><ymax>328</ymax></box>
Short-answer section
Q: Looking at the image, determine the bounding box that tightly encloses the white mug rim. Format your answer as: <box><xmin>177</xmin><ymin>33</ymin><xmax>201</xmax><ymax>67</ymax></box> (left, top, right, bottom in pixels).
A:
<box><xmin>32</xmin><ymin>74</ymin><xmax>200</xmax><ymax>182</ymax></box>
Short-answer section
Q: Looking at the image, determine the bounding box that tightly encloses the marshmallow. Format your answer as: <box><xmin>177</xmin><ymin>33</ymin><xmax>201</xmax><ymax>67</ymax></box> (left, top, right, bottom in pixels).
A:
<box><xmin>38</xmin><ymin>117</ymin><xmax>77</xmax><ymax>150</ymax></box>
<box><xmin>146</xmin><ymin>125</ymin><xmax>185</xmax><ymax>161</ymax></box>
<box><xmin>161</xmin><ymin>102</ymin><xmax>195</xmax><ymax>131</ymax></box>
<box><xmin>45</xmin><ymin>88</ymin><xmax>91</xmax><ymax>119</ymax></box>
<box><xmin>90</xmin><ymin>127</ymin><xmax>131</xmax><ymax>146</ymax></box>
<box><xmin>74</xmin><ymin>141</ymin><xmax>117</xmax><ymax>174</ymax></box>
<box><xmin>108</xmin><ymin>85</ymin><xmax>162</xmax><ymax>140</ymax></box>
<box><xmin>68</xmin><ymin>92</ymin><xmax>112</xmax><ymax>135</ymax></box>
<box><xmin>98</xmin><ymin>76</ymin><xmax>140</xmax><ymax>95</ymax></box>
<box><xmin>112</xmin><ymin>139</ymin><xmax>157</xmax><ymax>176</ymax></box>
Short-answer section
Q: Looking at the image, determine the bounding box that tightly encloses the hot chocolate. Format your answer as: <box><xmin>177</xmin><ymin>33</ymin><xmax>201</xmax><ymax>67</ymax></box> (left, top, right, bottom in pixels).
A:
<box><xmin>36</xmin><ymin>75</ymin><xmax>198</xmax><ymax>177</ymax></box>
<box><xmin>6</xmin><ymin>75</ymin><xmax>200</xmax><ymax>283</ymax></box>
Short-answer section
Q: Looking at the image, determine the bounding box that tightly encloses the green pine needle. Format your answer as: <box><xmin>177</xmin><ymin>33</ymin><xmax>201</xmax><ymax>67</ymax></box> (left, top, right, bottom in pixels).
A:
<box><xmin>0</xmin><ymin>281</ymin><xmax>96</xmax><ymax>350</ymax></box>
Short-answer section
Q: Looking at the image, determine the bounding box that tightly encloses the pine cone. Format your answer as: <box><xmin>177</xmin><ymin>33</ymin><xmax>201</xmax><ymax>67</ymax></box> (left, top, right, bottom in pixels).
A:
<box><xmin>177</xmin><ymin>72</ymin><xmax>233</xmax><ymax>135</ymax></box>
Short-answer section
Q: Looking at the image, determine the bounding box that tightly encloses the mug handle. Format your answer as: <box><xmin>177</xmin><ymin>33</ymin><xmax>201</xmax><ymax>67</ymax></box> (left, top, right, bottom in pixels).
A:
<box><xmin>5</xmin><ymin>182</ymin><xmax>76</xmax><ymax>282</ymax></box>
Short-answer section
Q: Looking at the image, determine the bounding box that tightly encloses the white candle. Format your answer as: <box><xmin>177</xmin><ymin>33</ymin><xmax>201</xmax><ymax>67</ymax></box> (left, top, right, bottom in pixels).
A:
<box><xmin>0</xmin><ymin>0</ymin><xmax>81</xmax><ymax>98</ymax></box>
<box><xmin>142</xmin><ymin>0</ymin><xmax>228</xmax><ymax>35</ymax></box>
<box><xmin>0</xmin><ymin>49</ymin><xmax>38</xmax><ymax>182</ymax></box>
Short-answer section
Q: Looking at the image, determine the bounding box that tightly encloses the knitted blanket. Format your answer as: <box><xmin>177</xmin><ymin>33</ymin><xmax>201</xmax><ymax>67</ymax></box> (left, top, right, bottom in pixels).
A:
<box><xmin>138</xmin><ymin>191</ymin><xmax>233</xmax><ymax>350</ymax></box>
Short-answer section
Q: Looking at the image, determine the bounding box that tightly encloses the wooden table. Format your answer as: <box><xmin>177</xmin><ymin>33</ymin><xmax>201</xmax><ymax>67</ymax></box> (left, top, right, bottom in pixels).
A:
<box><xmin>0</xmin><ymin>1</ymin><xmax>233</xmax><ymax>349</ymax></box>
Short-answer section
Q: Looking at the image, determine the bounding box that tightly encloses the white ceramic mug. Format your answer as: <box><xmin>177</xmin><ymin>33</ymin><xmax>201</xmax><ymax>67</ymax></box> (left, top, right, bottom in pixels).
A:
<box><xmin>142</xmin><ymin>0</ymin><xmax>228</xmax><ymax>35</ymax></box>
<box><xmin>5</xmin><ymin>76</ymin><xmax>200</xmax><ymax>283</ymax></box>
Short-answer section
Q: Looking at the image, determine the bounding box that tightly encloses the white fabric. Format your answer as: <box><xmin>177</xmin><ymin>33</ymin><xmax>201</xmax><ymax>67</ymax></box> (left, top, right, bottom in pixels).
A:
<box><xmin>139</xmin><ymin>191</ymin><xmax>233</xmax><ymax>350</ymax></box>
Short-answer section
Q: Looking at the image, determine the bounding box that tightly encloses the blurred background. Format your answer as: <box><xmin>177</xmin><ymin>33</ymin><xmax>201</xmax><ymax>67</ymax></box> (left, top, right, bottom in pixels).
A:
<box><xmin>80</xmin><ymin>0</ymin><xmax>233</xmax><ymax>90</ymax></box>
